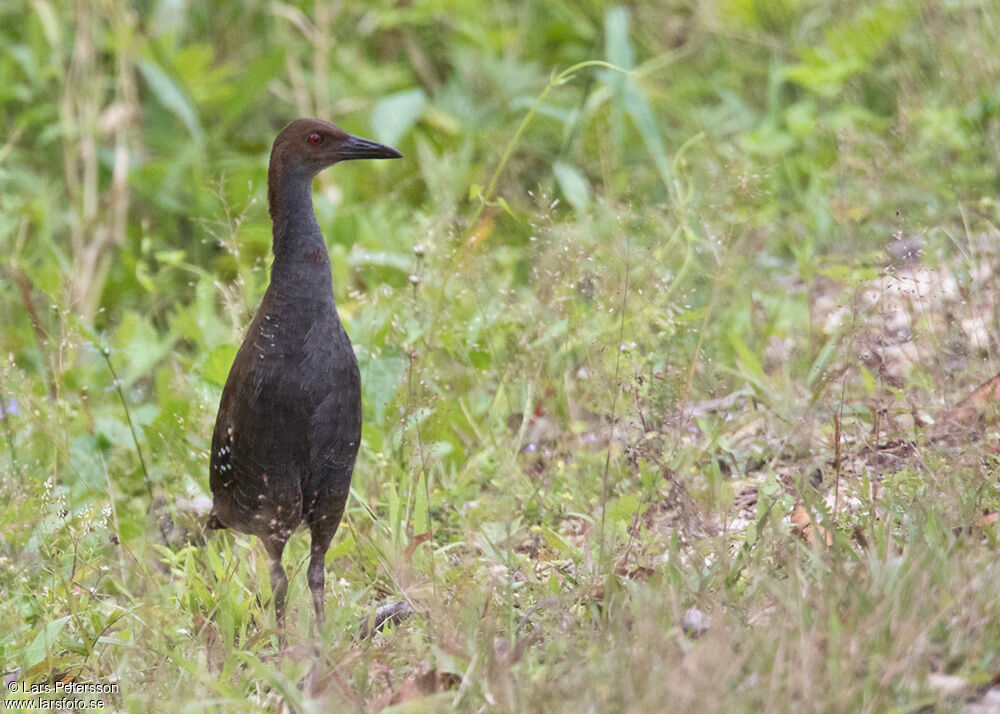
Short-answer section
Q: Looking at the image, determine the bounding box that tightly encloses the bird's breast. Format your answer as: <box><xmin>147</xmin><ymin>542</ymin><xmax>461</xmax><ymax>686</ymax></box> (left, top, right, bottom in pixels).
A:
<box><xmin>247</xmin><ymin>298</ymin><xmax>357</xmax><ymax>397</ymax></box>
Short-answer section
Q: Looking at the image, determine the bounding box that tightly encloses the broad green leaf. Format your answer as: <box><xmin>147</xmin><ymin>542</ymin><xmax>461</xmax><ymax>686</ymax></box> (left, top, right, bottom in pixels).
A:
<box><xmin>608</xmin><ymin>492</ymin><xmax>642</xmax><ymax>524</ymax></box>
<box><xmin>201</xmin><ymin>343</ymin><xmax>238</xmax><ymax>388</ymax></box>
<box><xmin>553</xmin><ymin>161</ymin><xmax>591</xmax><ymax>211</ymax></box>
<box><xmin>539</xmin><ymin>526</ymin><xmax>570</xmax><ymax>553</ymax></box>
<box><xmin>222</xmin><ymin>48</ymin><xmax>286</xmax><ymax>122</ymax></box>
<box><xmin>468</xmin><ymin>349</ymin><xmax>491</xmax><ymax>370</ymax></box>
<box><xmin>115</xmin><ymin>311</ymin><xmax>176</xmax><ymax>386</ymax></box>
<box><xmin>25</xmin><ymin>616</ymin><xmax>71</xmax><ymax>669</ymax></box>
<box><xmin>326</xmin><ymin>533</ymin><xmax>355</xmax><ymax>561</ymax></box>
<box><xmin>359</xmin><ymin>353</ymin><xmax>407</xmax><ymax>425</ymax></box>
<box><xmin>137</xmin><ymin>57</ymin><xmax>203</xmax><ymax>143</ymax></box>
<box><xmin>371</xmin><ymin>88</ymin><xmax>427</xmax><ymax>147</ymax></box>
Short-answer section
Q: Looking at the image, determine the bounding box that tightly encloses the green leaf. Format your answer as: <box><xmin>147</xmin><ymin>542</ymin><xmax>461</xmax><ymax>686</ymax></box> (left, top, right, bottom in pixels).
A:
<box><xmin>469</xmin><ymin>349</ymin><xmax>491</xmax><ymax>370</ymax></box>
<box><xmin>33</xmin><ymin>0</ymin><xmax>60</xmax><ymax>47</ymax></box>
<box><xmin>622</xmin><ymin>82</ymin><xmax>671</xmax><ymax>184</ymax></box>
<box><xmin>539</xmin><ymin>526</ymin><xmax>570</xmax><ymax>553</ymax></box>
<box><xmin>727</xmin><ymin>333</ymin><xmax>767</xmax><ymax>389</ymax></box>
<box><xmin>388</xmin><ymin>479</ymin><xmax>402</xmax><ymax>546</ymax></box>
<box><xmin>370</xmin><ymin>88</ymin><xmax>427</xmax><ymax>147</ymax></box>
<box><xmin>806</xmin><ymin>337</ymin><xmax>838</xmax><ymax>390</ymax></box>
<box><xmin>137</xmin><ymin>57</ymin><xmax>203</xmax><ymax>143</ymax></box>
<box><xmin>413</xmin><ymin>471</ymin><xmax>428</xmax><ymax>536</ymax></box>
<box><xmin>326</xmin><ymin>533</ymin><xmax>355</xmax><ymax>561</ymax></box>
<box><xmin>201</xmin><ymin>344</ymin><xmax>238</xmax><ymax>388</ymax></box>
<box><xmin>602</xmin><ymin>6</ymin><xmax>671</xmax><ymax>190</ymax></box>
<box><xmin>115</xmin><ymin>310</ymin><xmax>177</xmax><ymax>387</ymax></box>
<box><xmin>222</xmin><ymin>48</ymin><xmax>286</xmax><ymax>122</ymax></box>
<box><xmin>359</xmin><ymin>353</ymin><xmax>407</xmax><ymax>425</ymax></box>
<box><xmin>604</xmin><ymin>6</ymin><xmax>634</xmax><ymax>72</ymax></box>
<box><xmin>553</xmin><ymin>161</ymin><xmax>591</xmax><ymax>211</ymax></box>
<box><xmin>496</xmin><ymin>196</ymin><xmax>518</xmax><ymax>219</ymax></box>
<box><xmin>25</xmin><ymin>616</ymin><xmax>71</xmax><ymax>669</ymax></box>
<box><xmin>608</xmin><ymin>492</ymin><xmax>642</xmax><ymax>524</ymax></box>
<box><xmin>347</xmin><ymin>250</ymin><xmax>415</xmax><ymax>273</ymax></box>
<box><xmin>94</xmin><ymin>416</ymin><xmax>133</xmax><ymax>449</ymax></box>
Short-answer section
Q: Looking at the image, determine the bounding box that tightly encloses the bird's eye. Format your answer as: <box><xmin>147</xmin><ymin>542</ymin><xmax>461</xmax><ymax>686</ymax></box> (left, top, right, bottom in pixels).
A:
<box><xmin>307</xmin><ymin>133</ymin><xmax>323</xmax><ymax>146</ymax></box>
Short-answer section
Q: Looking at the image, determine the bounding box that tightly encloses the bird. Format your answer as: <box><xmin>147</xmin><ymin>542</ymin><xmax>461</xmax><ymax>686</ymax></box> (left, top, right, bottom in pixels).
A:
<box><xmin>207</xmin><ymin>118</ymin><xmax>401</xmax><ymax>640</ymax></box>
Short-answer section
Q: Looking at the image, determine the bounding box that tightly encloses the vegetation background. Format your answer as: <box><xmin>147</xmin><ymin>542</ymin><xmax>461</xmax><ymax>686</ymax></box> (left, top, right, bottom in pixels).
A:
<box><xmin>2</xmin><ymin>0</ymin><xmax>1000</xmax><ymax>711</ymax></box>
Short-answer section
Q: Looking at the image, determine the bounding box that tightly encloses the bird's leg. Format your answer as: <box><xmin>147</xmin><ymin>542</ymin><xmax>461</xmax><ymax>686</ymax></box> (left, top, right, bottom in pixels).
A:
<box><xmin>264</xmin><ymin>536</ymin><xmax>289</xmax><ymax>646</ymax></box>
<box><xmin>307</xmin><ymin>529</ymin><xmax>334</xmax><ymax>628</ymax></box>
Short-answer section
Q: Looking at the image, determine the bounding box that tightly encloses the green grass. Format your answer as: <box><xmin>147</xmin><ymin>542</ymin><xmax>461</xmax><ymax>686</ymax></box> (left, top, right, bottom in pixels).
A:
<box><xmin>3</xmin><ymin>0</ymin><xmax>1000</xmax><ymax>711</ymax></box>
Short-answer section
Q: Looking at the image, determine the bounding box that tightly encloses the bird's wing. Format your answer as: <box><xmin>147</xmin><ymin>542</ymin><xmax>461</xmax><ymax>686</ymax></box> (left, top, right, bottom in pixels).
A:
<box><xmin>209</xmin><ymin>338</ymin><xmax>306</xmax><ymax>530</ymax></box>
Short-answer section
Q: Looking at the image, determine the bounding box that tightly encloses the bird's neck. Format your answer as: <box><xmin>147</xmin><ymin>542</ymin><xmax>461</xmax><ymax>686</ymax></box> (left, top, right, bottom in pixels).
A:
<box><xmin>269</xmin><ymin>172</ymin><xmax>324</xmax><ymax>254</ymax></box>
<box><xmin>267</xmin><ymin>172</ymin><xmax>334</xmax><ymax>298</ymax></box>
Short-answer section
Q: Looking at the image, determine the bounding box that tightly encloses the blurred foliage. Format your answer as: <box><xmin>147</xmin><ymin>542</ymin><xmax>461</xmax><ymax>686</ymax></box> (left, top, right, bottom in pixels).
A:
<box><xmin>3</xmin><ymin>0</ymin><xmax>1000</xmax><ymax>711</ymax></box>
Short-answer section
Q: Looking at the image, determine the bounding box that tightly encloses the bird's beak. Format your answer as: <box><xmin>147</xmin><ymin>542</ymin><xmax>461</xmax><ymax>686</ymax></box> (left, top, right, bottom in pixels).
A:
<box><xmin>338</xmin><ymin>134</ymin><xmax>403</xmax><ymax>161</ymax></box>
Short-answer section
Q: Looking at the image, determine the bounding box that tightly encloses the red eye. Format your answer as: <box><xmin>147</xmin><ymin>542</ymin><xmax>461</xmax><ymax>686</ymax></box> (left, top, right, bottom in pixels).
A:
<box><xmin>307</xmin><ymin>133</ymin><xmax>323</xmax><ymax>146</ymax></box>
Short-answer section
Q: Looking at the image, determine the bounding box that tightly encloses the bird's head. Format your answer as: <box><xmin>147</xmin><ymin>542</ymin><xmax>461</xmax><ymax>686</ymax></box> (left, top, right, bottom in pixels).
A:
<box><xmin>269</xmin><ymin>117</ymin><xmax>401</xmax><ymax>180</ymax></box>
<box><xmin>267</xmin><ymin>118</ymin><xmax>401</xmax><ymax>223</ymax></box>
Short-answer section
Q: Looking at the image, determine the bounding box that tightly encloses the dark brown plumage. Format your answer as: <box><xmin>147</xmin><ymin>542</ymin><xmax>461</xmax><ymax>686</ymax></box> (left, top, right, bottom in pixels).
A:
<box><xmin>207</xmin><ymin>118</ymin><xmax>401</xmax><ymax>639</ymax></box>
